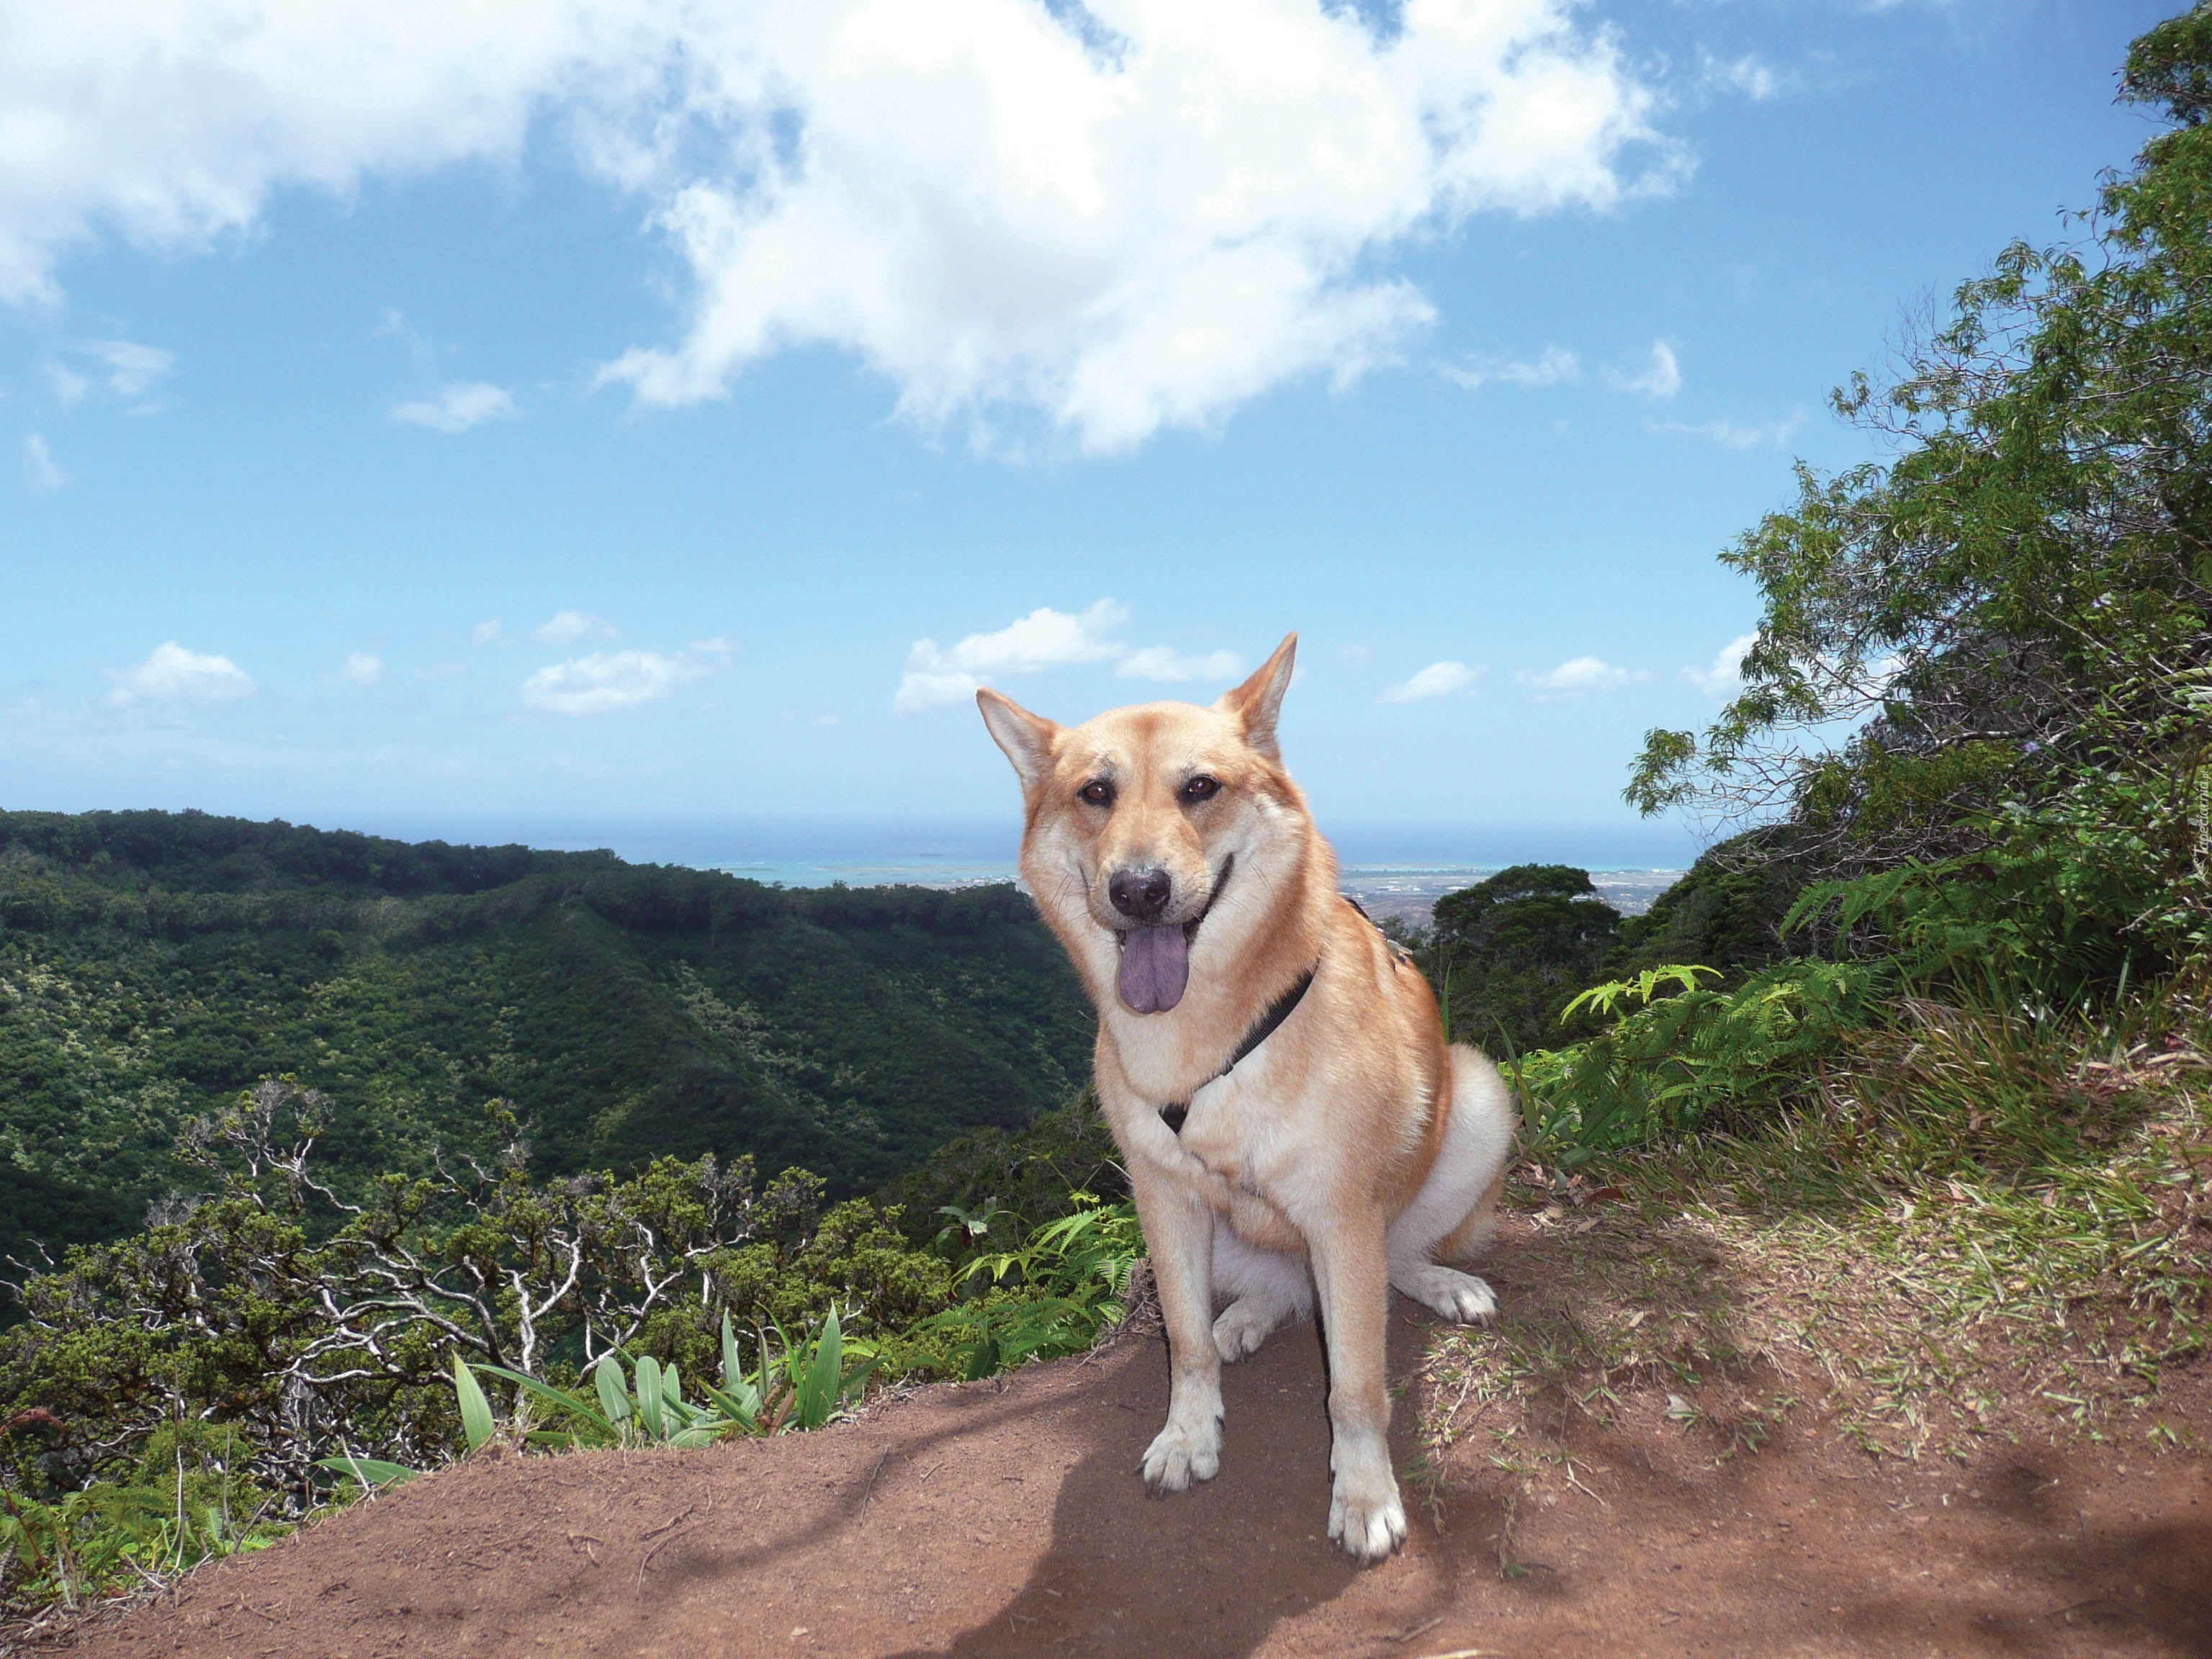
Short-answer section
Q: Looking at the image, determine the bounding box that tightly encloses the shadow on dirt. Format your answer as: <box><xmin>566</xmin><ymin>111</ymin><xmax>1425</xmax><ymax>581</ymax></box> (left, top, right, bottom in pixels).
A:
<box><xmin>893</xmin><ymin>1309</ymin><xmax>1449</xmax><ymax>1659</ymax></box>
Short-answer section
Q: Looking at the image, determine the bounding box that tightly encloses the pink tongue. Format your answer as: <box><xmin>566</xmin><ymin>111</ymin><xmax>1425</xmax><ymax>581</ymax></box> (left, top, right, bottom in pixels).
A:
<box><xmin>1118</xmin><ymin>925</ymin><xmax>1190</xmax><ymax>1014</ymax></box>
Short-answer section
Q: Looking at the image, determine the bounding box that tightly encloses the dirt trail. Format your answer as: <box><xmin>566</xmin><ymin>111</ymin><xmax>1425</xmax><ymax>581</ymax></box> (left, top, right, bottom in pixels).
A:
<box><xmin>58</xmin><ymin>1277</ymin><xmax>2211</xmax><ymax>1659</ymax></box>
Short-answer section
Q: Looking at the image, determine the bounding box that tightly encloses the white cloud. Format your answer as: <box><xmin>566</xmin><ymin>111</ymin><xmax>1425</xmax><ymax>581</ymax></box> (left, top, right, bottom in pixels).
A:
<box><xmin>1115</xmin><ymin>644</ymin><xmax>1244</xmax><ymax>683</ymax></box>
<box><xmin>1444</xmin><ymin>346</ymin><xmax>1582</xmax><ymax>391</ymax></box>
<box><xmin>895</xmin><ymin>600</ymin><xmax>1128</xmax><ymax>711</ymax></box>
<box><xmin>1517</xmin><ymin>655</ymin><xmax>1651</xmax><ymax>700</ymax></box>
<box><xmin>337</xmin><ymin>650</ymin><xmax>384</xmax><ymax>686</ymax></box>
<box><xmin>1681</xmin><ymin>632</ymin><xmax>1759</xmax><ymax>700</ymax></box>
<box><xmin>535</xmin><ymin>610</ymin><xmax>616</xmax><ymax>646</ymax></box>
<box><xmin>518</xmin><ymin>640</ymin><xmax>727</xmax><ymax>716</ymax></box>
<box><xmin>23</xmin><ymin>433</ymin><xmax>65</xmax><ymax>493</ymax></box>
<box><xmin>43</xmin><ymin>339</ymin><xmax>175</xmax><ymax>409</ymax></box>
<box><xmin>1604</xmin><ymin>340</ymin><xmax>1679</xmax><ymax>400</ymax></box>
<box><xmin>43</xmin><ymin>362</ymin><xmax>89</xmax><ymax>406</ymax></box>
<box><xmin>0</xmin><ymin>1</ymin><xmax>1668</xmax><ymax>455</ymax></box>
<box><xmin>1700</xmin><ymin>52</ymin><xmax>1788</xmax><ymax>103</ymax></box>
<box><xmin>106</xmin><ymin>642</ymin><xmax>255</xmax><ymax>706</ymax></box>
<box><xmin>1650</xmin><ymin>410</ymin><xmax>1805</xmax><ymax>451</ymax></box>
<box><xmin>391</xmin><ymin>382</ymin><xmax>517</xmax><ymax>433</ymax></box>
<box><xmin>893</xmin><ymin>600</ymin><xmax>1246</xmax><ymax>711</ymax></box>
<box><xmin>471</xmin><ymin>618</ymin><xmax>505</xmax><ymax>644</ymax></box>
<box><xmin>1338</xmin><ymin>642</ymin><xmax>1374</xmax><ymax>666</ymax></box>
<box><xmin>86</xmin><ymin>338</ymin><xmax>176</xmax><ymax>399</ymax></box>
<box><xmin>1379</xmin><ymin>660</ymin><xmax>1480</xmax><ymax>703</ymax></box>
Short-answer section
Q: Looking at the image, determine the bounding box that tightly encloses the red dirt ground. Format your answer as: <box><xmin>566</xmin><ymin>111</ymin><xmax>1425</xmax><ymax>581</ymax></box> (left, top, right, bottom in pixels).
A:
<box><xmin>48</xmin><ymin>1280</ymin><xmax>2210</xmax><ymax>1659</ymax></box>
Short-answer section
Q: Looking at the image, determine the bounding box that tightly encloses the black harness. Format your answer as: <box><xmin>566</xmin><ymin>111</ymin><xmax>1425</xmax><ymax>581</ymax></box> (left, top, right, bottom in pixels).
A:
<box><xmin>1151</xmin><ymin>894</ymin><xmax>1402</xmax><ymax>1136</ymax></box>
<box><xmin>1157</xmin><ymin>966</ymin><xmax>1315</xmax><ymax>1135</ymax></box>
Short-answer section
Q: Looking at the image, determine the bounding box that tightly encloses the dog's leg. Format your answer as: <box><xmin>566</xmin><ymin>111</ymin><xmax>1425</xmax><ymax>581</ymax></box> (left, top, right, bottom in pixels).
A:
<box><xmin>1210</xmin><ymin>1220</ymin><xmax>1313</xmax><ymax>1362</ymax></box>
<box><xmin>1133</xmin><ymin>1178</ymin><xmax>1224</xmax><ymax>1494</ymax></box>
<box><xmin>1387</xmin><ymin>1044</ymin><xmax>1514</xmax><ymax>1323</ymax></box>
<box><xmin>1308</xmin><ymin>1209</ymin><xmax>1406</xmax><ymax>1562</ymax></box>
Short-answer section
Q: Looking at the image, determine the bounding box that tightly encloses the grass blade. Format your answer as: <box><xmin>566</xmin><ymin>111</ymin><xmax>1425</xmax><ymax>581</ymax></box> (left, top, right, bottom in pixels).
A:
<box><xmin>451</xmin><ymin>1355</ymin><xmax>496</xmax><ymax>1452</ymax></box>
<box><xmin>634</xmin><ymin>1354</ymin><xmax>666</xmax><ymax>1441</ymax></box>
<box><xmin>480</xmin><ymin>1364</ymin><xmax>618</xmax><ymax>1439</ymax></box>
<box><xmin>594</xmin><ymin>1354</ymin><xmax>632</xmax><ymax>1426</ymax></box>
<box><xmin>313</xmin><ymin>1454</ymin><xmax>418</xmax><ymax>1489</ymax></box>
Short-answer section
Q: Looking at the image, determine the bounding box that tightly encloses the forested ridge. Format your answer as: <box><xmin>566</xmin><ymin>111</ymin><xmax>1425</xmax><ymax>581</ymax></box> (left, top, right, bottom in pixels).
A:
<box><xmin>0</xmin><ymin>808</ymin><xmax>1094</xmax><ymax>1267</ymax></box>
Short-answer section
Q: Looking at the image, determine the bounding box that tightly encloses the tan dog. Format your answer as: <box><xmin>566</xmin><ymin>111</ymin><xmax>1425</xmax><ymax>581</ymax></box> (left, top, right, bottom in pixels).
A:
<box><xmin>978</xmin><ymin>633</ymin><xmax>1516</xmax><ymax>1560</ymax></box>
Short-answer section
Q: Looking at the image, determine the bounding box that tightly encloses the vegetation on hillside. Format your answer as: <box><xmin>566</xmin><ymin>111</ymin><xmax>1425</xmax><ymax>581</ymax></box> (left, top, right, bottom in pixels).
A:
<box><xmin>0</xmin><ymin>809</ymin><xmax>1094</xmax><ymax>1270</ymax></box>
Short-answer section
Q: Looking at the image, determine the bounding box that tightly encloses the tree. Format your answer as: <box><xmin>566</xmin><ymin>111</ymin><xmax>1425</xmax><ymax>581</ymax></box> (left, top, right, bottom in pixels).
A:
<box><xmin>1625</xmin><ymin>6</ymin><xmax>2212</xmax><ymax>980</ymax></box>
<box><xmin>1429</xmin><ymin>866</ymin><xmax>1622</xmax><ymax>1053</ymax></box>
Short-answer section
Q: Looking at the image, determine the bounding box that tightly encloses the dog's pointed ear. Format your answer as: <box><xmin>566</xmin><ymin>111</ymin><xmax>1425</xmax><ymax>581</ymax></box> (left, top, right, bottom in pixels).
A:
<box><xmin>1219</xmin><ymin>633</ymin><xmax>1298</xmax><ymax>760</ymax></box>
<box><xmin>976</xmin><ymin>687</ymin><xmax>1061</xmax><ymax>790</ymax></box>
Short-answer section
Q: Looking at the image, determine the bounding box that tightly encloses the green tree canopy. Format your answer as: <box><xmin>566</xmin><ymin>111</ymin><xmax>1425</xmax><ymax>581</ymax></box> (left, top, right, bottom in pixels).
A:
<box><xmin>1429</xmin><ymin>865</ymin><xmax>1622</xmax><ymax>1054</ymax></box>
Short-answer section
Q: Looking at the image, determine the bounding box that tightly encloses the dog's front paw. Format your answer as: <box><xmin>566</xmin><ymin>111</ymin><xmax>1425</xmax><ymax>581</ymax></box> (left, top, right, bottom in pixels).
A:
<box><xmin>1140</xmin><ymin>1414</ymin><xmax>1222</xmax><ymax>1495</ymax></box>
<box><xmin>1392</xmin><ymin>1262</ymin><xmax>1498</xmax><ymax>1324</ymax></box>
<box><xmin>1327</xmin><ymin>1465</ymin><xmax>1408</xmax><ymax>1563</ymax></box>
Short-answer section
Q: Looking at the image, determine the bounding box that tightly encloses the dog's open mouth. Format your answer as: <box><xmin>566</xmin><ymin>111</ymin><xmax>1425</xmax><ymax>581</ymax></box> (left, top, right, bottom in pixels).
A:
<box><xmin>1115</xmin><ymin>856</ymin><xmax>1232</xmax><ymax>1015</ymax></box>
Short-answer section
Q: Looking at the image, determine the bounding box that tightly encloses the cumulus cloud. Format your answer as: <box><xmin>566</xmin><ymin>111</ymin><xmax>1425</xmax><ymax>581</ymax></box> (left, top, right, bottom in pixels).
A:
<box><xmin>519</xmin><ymin>638</ymin><xmax>730</xmax><ymax>716</ymax></box>
<box><xmin>894</xmin><ymin>600</ymin><xmax>1248</xmax><ymax>711</ymax></box>
<box><xmin>1650</xmin><ymin>410</ymin><xmax>1805</xmax><ymax>451</ymax></box>
<box><xmin>106</xmin><ymin>642</ymin><xmax>255</xmax><ymax>706</ymax></box>
<box><xmin>23</xmin><ymin>434</ymin><xmax>65</xmax><ymax>493</ymax></box>
<box><xmin>86</xmin><ymin>338</ymin><xmax>176</xmax><ymax>399</ymax></box>
<box><xmin>1681</xmin><ymin>632</ymin><xmax>1760</xmax><ymax>700</ymax></box>
<box><xmin>1604</xmin><ymin>340</ymin><xmax>1679</xmax><ymax>400</ymax></box>
<box><xmin>1517</xmin><ymin>655</ymin><xmax>1651</xmax><ymax>700</ymax></box>
<box><xmin>44</xmin><ymin>339</ymin><xmax>175</xmax><ymax>409</ymax></box>
<box><xmin>1338</xmin><ymin>642</ymin><xmax>1374</xmax><ymax>666</ymax></box>
<box><xmin>895</xmin><ymin>600</ymin><xmax>1127</xmax><ymax>712</ymax></box>
<box><xmin>1700</xmin><ymin>52</ymin><xmax>1788</xmax><ymax>103</ymax></box>
<box><xmin>1443</xmin><ymin>345</ymin><xmax>1582</xmax><ymax>391</ymax></box>
<box><xmin>1379</xmin><ymin>660</ymin><xmax>1480</xmax><ymax>703</ymax></box>
<box><xmin>471</xmin><ymin>618</ymin><xmax>505</xmax><ymax>644</ymax></box>
<box><xmin>0</xmin><ymin>1</ymin><xmax>1668</xmax><ymax>454</ymax></box>
<box><xmin>336</xmin><ymin>651</ymin><xmax>384</xmax><ymax>686</ymax></box>
<box><xmin>535</xmin><ymin>610</ymin><xmax>616</xmax><ymax>645</ymax></box>
<box><xmin>1115</xmin><ymin>644</ymin><xmax>1244</xmax><ymax>683</ymax></box>
<box><xmin>391</xmin><ymin>382</ymin><xmax>517</xmax><ymax>433</ymax></box>
<box><xmin>44</xmin><ymin>362</ymin><xmax>89</xmax><ymax>407</ymax></box>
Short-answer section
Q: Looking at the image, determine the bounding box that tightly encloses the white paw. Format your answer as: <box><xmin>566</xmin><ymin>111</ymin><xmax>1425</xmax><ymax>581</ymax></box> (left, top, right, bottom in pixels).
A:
<box><xmin>1213</xmin><ymin>1297</ymin><xmax>1285</xmax><ymax>1363</ymax></box>
<box><xmin>1139</xmin><ymin>1414</ymin><xmax>1222</xmax><ymax>1494</ymax></box>
<box><xmin>1327</xmin><ymin>1467</ymin><xmax>1408</xmax><ymax>1563</ymax></box>
<box><xmin>1392</xmin><ymin>1263</ymin><xmax>1498</xmax><ymax>1324</ymax></box>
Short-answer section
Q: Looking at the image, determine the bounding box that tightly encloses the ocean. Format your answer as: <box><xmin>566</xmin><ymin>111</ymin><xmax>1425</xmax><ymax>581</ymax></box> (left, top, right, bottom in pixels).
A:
<box><xmin>695</xmin><ymin>854</ymin><xmax>1681</xmax><ymax>922</ymax></box>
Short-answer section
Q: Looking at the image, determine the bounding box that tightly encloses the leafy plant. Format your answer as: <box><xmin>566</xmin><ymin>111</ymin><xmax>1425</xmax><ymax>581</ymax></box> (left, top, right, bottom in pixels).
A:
<box><xmin>1513</xmin><ymin>961</ymin><xmax>1880</xmax><ymax>1170</ymax></box>
<box><xmin>920</xmin><ymin>1193</ymin><xmax>1143</xmax><ymax>1378</ymax></box>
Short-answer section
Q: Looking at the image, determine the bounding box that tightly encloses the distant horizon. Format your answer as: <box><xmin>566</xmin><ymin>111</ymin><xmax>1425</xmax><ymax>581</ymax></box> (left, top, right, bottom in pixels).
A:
<box><xmin>1</xmin><ymin>800</ymin><xmax>1705</xmax><ymax>877</ymax></box>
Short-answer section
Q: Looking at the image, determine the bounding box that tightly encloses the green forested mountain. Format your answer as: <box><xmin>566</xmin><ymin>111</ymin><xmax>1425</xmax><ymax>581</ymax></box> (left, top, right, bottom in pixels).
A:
<box><xmin>0</xmin><ymin>809</ymin><xmax>1093</xmax><ymax>1265</ymax></box>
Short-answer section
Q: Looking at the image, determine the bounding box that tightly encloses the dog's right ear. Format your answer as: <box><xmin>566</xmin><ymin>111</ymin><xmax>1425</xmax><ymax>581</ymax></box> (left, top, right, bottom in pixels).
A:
<box><xmin>976</xmin><ymin>688</ymin><xmax>1061</xmax><ymax>791</ymax></box>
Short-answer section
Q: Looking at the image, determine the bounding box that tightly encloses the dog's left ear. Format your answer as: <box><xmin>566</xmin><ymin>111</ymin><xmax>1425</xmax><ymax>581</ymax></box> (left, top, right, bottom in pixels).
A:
<box><xmin>1219</xmin><ymin>633</ymin><xmax>1298</xmax><ymax>761</ymax></box>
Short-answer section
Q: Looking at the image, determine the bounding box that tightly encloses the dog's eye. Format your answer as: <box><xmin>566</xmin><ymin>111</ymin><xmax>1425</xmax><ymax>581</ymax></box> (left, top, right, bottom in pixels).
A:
<box><xmin>1079</xmin><ymin>780</ymin><xmax>1115</xmax><ymax>807</ymax></box>
<box><xmin>1181</xmin><ymin>775</ymin><xmax>1220</xmax><ymax>803</ymax></box>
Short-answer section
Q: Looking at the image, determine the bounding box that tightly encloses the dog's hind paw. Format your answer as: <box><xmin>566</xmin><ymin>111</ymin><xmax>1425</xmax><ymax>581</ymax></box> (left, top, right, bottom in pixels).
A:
<box><xmin>1390</xmin><ymin>1262</ymin><xmax>1498</xmax><ymax>1324</ymax></box>
<box><xmin>1213</xmin><ymin>1296</ymin><xmax>1287</xmax><ymax>1362</ymax></box>
<box><xmin>1327</xmin><ymin>1473</ymin><xmax>1408</xmax><ymax>1563</ymax></box>
<box><xmin>1139</xmin><ymin>1416</ymin><xmax>1222</xmax><ymax>1495</ymax></box>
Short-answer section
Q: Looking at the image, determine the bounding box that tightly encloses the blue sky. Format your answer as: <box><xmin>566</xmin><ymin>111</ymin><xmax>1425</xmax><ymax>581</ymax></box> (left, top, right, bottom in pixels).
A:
<box><xmin>0</xmin><ymin>0</ymin><xmax>2182</xmax><ymax>868</ymax></box>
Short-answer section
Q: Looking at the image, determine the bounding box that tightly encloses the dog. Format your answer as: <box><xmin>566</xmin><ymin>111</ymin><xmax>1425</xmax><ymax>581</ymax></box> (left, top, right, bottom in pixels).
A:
<box><xmin>978</xmin><ymin>632</ymin><xmax>1516</xmax><ymax>1561</ymax></box>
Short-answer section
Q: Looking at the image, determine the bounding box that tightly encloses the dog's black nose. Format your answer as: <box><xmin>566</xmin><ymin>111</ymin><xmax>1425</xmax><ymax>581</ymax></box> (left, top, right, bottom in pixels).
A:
<box><xmin>1109</xmin><ymin>867</ymin><xmax>1172</xmax><ymax>922</ymax></box>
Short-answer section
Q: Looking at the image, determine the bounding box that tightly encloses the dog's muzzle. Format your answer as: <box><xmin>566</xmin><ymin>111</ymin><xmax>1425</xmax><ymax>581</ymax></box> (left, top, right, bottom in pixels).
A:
<box><xmin>1112</xmin><ymin>855</ymin><xmax>1233</xmax><ymax>1015</ymax></box>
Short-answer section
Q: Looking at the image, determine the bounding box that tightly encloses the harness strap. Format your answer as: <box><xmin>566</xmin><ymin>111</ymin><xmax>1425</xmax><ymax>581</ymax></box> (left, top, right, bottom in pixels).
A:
<box><xmin>1158</xmin><ymin>965</ymin><xmax>1316</xmax><ymax>1134</ymax></box>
